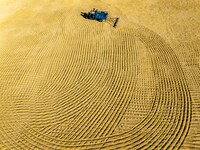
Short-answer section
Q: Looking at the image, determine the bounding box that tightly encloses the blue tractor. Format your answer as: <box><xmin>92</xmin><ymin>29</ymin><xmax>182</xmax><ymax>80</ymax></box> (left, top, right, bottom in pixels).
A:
<box><xmin>86</xmin><ymin>9</ymin><xmax>108</xmax><ymax>22</ymax></box>
<box><xmin>81</xmin><ymin>8</ymin><xmax>119</xmax><ymax>27</ymax></box>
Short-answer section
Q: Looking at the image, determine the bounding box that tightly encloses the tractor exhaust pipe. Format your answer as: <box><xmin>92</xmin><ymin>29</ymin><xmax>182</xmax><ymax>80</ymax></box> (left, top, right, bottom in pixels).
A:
<box><xmin>113</xmin><ymin>18</ymin><xmax>119</xmax><ymax>27</ymax></box>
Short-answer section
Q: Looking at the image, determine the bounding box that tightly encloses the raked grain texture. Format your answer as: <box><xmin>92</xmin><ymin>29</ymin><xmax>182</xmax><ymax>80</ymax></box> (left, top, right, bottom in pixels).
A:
<box><xmin>0</xmin><ymin>0</ymin><xmax>199</xmax><ymax>149</ymax></box>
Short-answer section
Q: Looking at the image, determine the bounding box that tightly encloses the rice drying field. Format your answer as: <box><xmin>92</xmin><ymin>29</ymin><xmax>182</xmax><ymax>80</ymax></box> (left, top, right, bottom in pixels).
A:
<box><xmin>0</xmin><ymin>0</ymin><xmax>199</xmax><ymax>149</ymax></box>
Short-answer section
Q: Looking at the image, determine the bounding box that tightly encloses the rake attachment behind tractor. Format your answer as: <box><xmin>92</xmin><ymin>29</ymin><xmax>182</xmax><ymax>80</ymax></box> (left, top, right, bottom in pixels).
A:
<box><xmin>107</xmin><ymin>17</ymin><xmax>120</xmax><ymax>27</ymax></box>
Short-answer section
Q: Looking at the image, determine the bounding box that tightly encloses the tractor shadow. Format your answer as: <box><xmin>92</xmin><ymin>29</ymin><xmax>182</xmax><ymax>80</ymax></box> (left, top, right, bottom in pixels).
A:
<box><xmin>80</xmin><ymin>12</ymin><xmax>88</xmax><ymax>19</ymax></box>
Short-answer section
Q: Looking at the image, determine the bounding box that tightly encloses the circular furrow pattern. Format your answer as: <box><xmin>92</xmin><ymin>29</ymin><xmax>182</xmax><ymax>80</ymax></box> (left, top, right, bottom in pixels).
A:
<box><xmin>1</xmin><ymin>25</ymin><xmax>189</xmax><ymax>149</ymax></box>
<box><xmin>0</xmin><ymin>1</ymin><xmax>192</xmax><ymax>149</ymax></box>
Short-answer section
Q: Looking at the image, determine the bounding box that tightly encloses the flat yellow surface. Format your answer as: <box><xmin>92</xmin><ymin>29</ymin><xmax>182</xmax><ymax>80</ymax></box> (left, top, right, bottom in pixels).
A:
<box><xmin>0</xmin><ymin>0</ymin><xmax>199</xmax><ymax>149</ymax></box>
